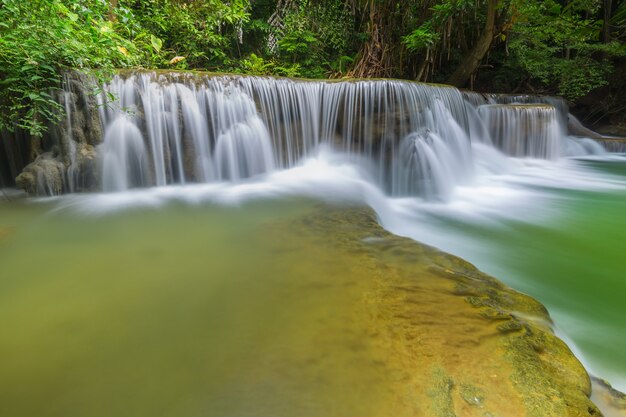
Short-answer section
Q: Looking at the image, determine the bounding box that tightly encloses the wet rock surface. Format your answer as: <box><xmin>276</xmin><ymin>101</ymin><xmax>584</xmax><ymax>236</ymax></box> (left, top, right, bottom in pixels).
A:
<box><xmin>15</xmin><ymin>153</ymin><xmax>66</xmax><ymax>195</ymax></box>
<box><xmin>280</xmin><ymin>206</ymin><xmax>615</xmax><ymax>416</ymax></box>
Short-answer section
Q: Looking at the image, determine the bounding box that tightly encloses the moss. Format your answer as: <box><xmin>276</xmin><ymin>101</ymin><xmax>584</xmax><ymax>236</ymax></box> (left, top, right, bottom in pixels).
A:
<box><xmin>15</xmin><ymin>153</ymin><xmax>65</xmax><ymax>195</ymax></box>
<box><xmin>287</xmin><ymin>206</ymin><xmax>608</xmax><ymax>417</ymax></box>
<box><xmin>496</xmin><ymin>320</ymin><xmax>524</xmax><ymax>334</ymax></box>
<box><xmin>504</xmin><ymin>326</ymin><xmax>600</xmax><ymax>416</ymax></box>
<box><xmin>459</xmin><ymin>383</ymin><xmax>485</xmax><ymax>406</ymax></box>
<box><xmin>427</xmin><ymin>366</ymin><xmax>457</xmax><ymax>417</ymax></box>
<box><xmin>114</xmin><ymin>68</ymin><xmax>459</xmax><ymax>87</ymax></box>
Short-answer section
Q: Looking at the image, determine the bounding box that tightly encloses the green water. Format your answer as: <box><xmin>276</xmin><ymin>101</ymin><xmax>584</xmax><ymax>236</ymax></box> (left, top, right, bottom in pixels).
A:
<box><xmin>0</xmin><ymin>200</ymin><xmax>399</xmax><ymax>417</ymax></box>
<box><xmin>440</xmin><ymin>159</ymin><xmax>626</xmax><ymax>388</ymax></box>
<box><xmin>1</xmin><ymin>158</ymin><xmax>625</xmax><ymax>415</ymax></box>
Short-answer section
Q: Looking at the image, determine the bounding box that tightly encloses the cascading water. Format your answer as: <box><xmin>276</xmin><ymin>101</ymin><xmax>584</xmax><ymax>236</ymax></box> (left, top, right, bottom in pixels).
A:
<box><xmin>98</xmin><ymin>75</ymin><xmax>278</xmax><ymax>189</ymax></box>
<box><xmin>63</xmin><ymin>88</ymin><xmax>79</xmax><ymax>193</ymax></box>
<box><xmin>478</xmin><ymin>104</ymin><xmax>563</xmax><ymax>159</ymax></box>
<box><xmin>563</xmin><ymin>136</ymin><xmax>607</xmax><ymax>156</ymax></box>
<box><xmin>95</xmin><ymin>73</ymin><xmax>475</xmax><ymax>197</ymax></box>
<box><xmin>4</xmin><ymin>71</ymin><xmax>619</xmax><ymax>197</ymax></box>
<box><xmin>600</xmin><ymin>140</ymin><xmax>626</xmax><ymax>153</ymax></box>
<box><xmin>99</xmin><ymin>116</ymin><xmax>149</xmax><ymax>192</ymax></box>
<box><xmin>3</xmin><ymin>71</ymin><xmax>626</xmax><ymax>412</ymax></box>
<box><xmin>394</xmin><ymin>130</ymin><xmax>461</xmax><ymax>199</ymax></box>
<box><xmin>485</xmin><ymin>93</ymin><xmax>570</xmax><ymax>125</ymax></box>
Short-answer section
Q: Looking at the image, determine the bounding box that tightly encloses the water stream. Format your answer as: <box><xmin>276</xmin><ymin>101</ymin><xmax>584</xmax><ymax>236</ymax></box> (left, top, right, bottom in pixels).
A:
<box><xmin>1</xmin><ymin>73</ymin><xmax>625</xmax><ymax>413</ymax></box>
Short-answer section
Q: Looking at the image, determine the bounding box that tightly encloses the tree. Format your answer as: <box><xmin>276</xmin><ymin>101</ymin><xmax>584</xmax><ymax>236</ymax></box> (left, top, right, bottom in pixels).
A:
<box><xmin>0</xmin><ymin>0</ymin><xmax>139</xmax><ymax>136</ymax></box>
<box><xmin>446</xmin><ymin>0</ymin><xmax>500</xmax><ymax>87</ymax></box>
<box><xmin>349</xmin><ymin>0</ymin><xmax>398</xmax><ymax>78</ymax></box>
<box><xmin>501</xmin><ymin>0</ymin><xmax>624</xmax><ymax>100</ymax></box>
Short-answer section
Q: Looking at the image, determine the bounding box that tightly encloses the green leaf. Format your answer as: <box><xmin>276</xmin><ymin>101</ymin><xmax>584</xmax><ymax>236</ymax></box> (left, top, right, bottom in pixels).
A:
<box><xmin>150</xmin><ymin>35</ymin><xmax>163</xmax><ymax>53</ymax></box>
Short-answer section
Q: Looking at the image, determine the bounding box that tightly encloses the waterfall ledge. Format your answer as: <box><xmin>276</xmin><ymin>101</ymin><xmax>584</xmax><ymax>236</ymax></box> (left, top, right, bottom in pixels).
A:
<box><xmin>5</xmin><ymin>70</ymin><xmax>614</xmax><ymax>197</ymax></box>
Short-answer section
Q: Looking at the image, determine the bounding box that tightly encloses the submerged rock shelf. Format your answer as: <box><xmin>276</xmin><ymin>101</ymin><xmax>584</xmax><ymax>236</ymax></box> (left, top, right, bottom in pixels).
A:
<box><xmin>0</xmin><ymin>195</ymin><xmax>624</xmax><ymax>416</ymax></box>
<box><xmin>287</xmin><ymin>206</ymin><xmax>613</xmax><ymax>416</ymax></box>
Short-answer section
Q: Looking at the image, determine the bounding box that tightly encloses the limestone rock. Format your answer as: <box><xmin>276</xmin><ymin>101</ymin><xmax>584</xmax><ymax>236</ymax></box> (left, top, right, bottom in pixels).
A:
<box><xmin>277</xmin><ymin>206</ymin><xmax>612</xmax><ymax>417</ymax></box>
<box><xmin>15</xmin><ymin>153</ymin><xmax>66</xmax><ymax>195</ymax></box>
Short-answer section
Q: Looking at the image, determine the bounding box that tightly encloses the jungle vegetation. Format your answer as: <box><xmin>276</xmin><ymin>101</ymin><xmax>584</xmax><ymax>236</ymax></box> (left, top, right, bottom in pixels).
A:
<box><xmin>1</xmin><ymin>0</ymin><xmax>626</xmax><ymax>135</ymax></box>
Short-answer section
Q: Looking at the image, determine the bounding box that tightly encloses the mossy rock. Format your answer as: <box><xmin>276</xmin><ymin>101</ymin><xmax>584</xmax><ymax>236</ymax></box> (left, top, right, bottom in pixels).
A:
<box><xmin>278</xmin><ymin>206</ymin><xmax>608</xmax><ymax>417</ymax></box>
<box><xmin>15</xmin><ymin>153</ymin><xmax>66</xmax><ymax>195</ymax></box>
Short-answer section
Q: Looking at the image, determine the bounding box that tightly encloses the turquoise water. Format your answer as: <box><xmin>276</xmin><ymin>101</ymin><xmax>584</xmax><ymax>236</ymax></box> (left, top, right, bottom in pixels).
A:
<box><xmin>493</xmin><ymin>165</ymin><xmax>626</xmax><ymax>385</ymax></box>
<box><xmin>401</xmin><ymin>158</ymin><xmax>626</xmax><ymax>389</ymax></box>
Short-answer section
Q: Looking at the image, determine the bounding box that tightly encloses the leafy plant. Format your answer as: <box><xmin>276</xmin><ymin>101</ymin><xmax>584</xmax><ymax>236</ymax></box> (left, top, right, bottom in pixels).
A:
<box><xmin>505</xmin><ymin>0</ymin><xmax>623</xmax><ymax>99</ymax></box>
<box><xmin>403</xmin><ymin>24</ymin><xmax>438</xmax><ymax>52</ymax></box>
<box><xmin>239</xmin><ymin>53</ymin><xmax>274</xmax><ymax>75</ymax></box>
<box><xmin>0</xmin><ymin>0</ymin><xmax>138</xmax><ymax>136</ymax></box>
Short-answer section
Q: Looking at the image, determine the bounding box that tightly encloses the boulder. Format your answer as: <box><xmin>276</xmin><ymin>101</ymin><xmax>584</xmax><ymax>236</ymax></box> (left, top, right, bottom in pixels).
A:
<box><xmin>15</xmin><ymin>153</ymin><xmax>66</xmax><ymax>195</ymax></box>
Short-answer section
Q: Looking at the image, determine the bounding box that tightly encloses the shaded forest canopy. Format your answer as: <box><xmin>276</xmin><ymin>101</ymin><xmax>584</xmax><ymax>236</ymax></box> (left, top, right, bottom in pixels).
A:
<box><xmin>1</xmin><ymin>0</ymin><xmax>626</xmax><ymax>136</ymax></box>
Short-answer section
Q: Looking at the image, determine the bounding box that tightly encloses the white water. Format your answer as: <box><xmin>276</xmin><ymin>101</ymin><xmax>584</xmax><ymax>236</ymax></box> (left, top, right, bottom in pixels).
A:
<box><xmin>12</xmin><ymin>72</ymin><xmax>626</xmax><ymax>403</ymax></box>
<box><xmin>92</xmin><ymin>74</ymin><xmax>475</xmax><ymax>197</ymax></box>
<box><xmin>87</xmin><ymin>73</ymin><xmax>616</xmax><ymax>198</ymax></box>
<box><xmin>99</xmin><ymin>117</ymin><xmax>149</xmax><ymax>192</ymax></box>
<box><xmin>478</xmin><ymin>104</ymin><xmax>562</xmax><ymax>159</ymax></box>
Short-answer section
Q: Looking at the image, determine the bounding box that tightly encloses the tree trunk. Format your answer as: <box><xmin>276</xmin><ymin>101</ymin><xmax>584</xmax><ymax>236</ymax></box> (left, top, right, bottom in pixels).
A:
<box><xmin>602</xmin><ymin>0</ymin><xmax>613</xmax><ymax>43</ymax></box>
<box><xmin>267</xmin><ymin>0</ymin><xmax>296</xmax><ymax>54</ymax></box>
<box><xmin>349</xmin><ymin>1</ymin><xmax>394</xmax><ymax>78</ymax></box>
<box><xmin>446</xmin><ymin>0</ymin><xmax>498</xmax><ymax>87</ymax></box>
<box><xmin>108</xmin><ymin>0</ymin><xmax>118</xmax><ymax>22</ymax></box>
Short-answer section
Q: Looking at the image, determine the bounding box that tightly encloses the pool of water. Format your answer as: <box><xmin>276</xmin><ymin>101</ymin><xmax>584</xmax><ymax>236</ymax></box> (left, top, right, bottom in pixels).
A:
<box><xmin>1</xmin><ymin>150</ymin><xmax>625</xmax><ymax>414</ymax></box>
<box><xmin>0</xmin><ymin>200</ymin><xmax>405</xmax><ymax>417</ymax></box>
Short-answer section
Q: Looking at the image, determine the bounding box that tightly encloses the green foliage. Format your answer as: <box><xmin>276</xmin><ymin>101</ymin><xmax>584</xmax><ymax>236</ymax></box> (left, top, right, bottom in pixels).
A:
<box><xmin>239</xmin><ymin>53</ymin><xmax>274</xmax><ymax>75</ymax></box>
<box><xmin>403</xmin><ymin>24</ymin><xmax>438</xmax><ymax>52</ymax></box>
<box><xmin>279</xmin><ymin>30</ymin><xmax>318</xmax><ymax>57</ymax></box>
<box><xmin>505</xmin><ymin>0</ymin><xmax>623</xmax><ymax>99</ymax></box>
<box><xmin>266</xmin><ymin>0</ymin><xmax>355</xmax><ymax>78</ymax></box>
<box><xmin>0</xmin><ymin>0</ymin><xmax>251</xmax><ymax>136</ymax></box>
<box><xmin>0</xmin><ymin>0</ymin><xmax>138</xmax><ymax>136</ymax></box>
<box><xmin>328</xmin><ymin>55</ymin><xmax>355</xmax><ymax>75</ymax></box>
<box><xmin>1</xmin><ymin>0</ymin><xmax>626</xmax><ymax>139</ymax></box>
<box><xmin>124</xmin><ymin>0</ymin><xmax>250</xmax><ymax>68</ymax></box>
<box><xmin>238</xmin><ymin>54</ymin><xmax>301</xmax><ymax>77</ymax></box>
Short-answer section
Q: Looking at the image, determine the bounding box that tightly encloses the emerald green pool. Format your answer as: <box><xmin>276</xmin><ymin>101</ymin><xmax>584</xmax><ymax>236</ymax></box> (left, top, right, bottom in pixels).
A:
<box><xmin>405</xmin><ymin>158</ymin><xmax>626</xmax><ymax>390</ymax></box>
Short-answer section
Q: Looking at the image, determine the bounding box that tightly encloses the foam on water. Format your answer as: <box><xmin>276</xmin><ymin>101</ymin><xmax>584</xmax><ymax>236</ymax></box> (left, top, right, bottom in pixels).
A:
<box><xmin>55</xmin><ymin>144</ymin><xmax>625</xmax><ymax>222</ymax></box>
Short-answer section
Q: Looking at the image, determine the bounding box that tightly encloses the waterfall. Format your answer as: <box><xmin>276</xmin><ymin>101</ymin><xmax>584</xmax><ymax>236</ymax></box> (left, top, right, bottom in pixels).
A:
<box><xmin>5</xmin><ymin>71</ymin><xmax>617</xmax><ymax>196</ymax></box>
<box><xmin>100</xmin><ymin>117</ymin><xmax>149</xmax><ymax>192</ymax></box>
<box><xmin>478</xmin><ymin>104</ymin><xmax>563</xmax><ymax>159</ymax></box>
<box><xmin>63</xmin><ymin>88</ymin><xmax>79</xmax><ymax>193</ymax></box>
<box><xmin>92</xmin><ymin>73</ymin><xmax>475</xmax><ymax>196</ymax></box>
<box><xmin>564</xmin><ymin>137</ymin><xmax>607</xmax><ymax>156</ymax></box>
<box><xmin>598</xmin><ymin>139</ymin><xmax>626</xmax><ymax>153</ymax></box>
<box><xmin>484</xmin><ymin>93</ymin><xmax>570</xmax><ymax>128</ymax></box>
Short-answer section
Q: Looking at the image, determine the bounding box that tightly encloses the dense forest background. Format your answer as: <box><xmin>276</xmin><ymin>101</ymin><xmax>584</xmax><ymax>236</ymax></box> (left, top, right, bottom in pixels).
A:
<box><xmin>1</xmin><ymin>0</ymin><xmax>626</xmax><ymax>136</ymax></box>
